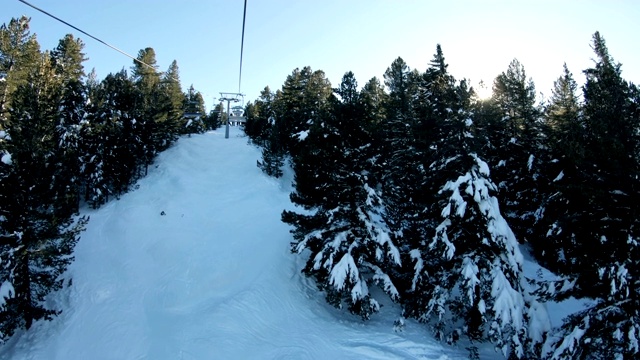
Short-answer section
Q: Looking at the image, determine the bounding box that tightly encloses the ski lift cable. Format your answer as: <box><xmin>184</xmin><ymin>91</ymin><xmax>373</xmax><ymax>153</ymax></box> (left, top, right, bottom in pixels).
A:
<box><xmin>238</xmin><ymin>0</ymin><xmax>247</xmax><ymax>94</ymax></box>
<box><xmin>17</xmin><ymin>0</ymin><xmax>177</xmax><ymax>81</ymax></box>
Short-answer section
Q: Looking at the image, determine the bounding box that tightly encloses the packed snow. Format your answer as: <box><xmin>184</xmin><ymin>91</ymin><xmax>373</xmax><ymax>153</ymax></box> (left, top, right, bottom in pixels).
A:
<box><xmin>0</xmin><ymin>127</ymin><xmax>472</xmax><ymax>359</ymax></box>
<box><xmin>0</xmin><ymin>153</ymin><xmax>11</xmax><ymax>165</ymax></box>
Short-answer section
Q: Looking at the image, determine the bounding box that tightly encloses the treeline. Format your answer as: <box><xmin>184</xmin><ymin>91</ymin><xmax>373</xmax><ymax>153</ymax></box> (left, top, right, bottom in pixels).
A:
<box><xmin>246</xmin><ymin>32</ymin><xmax>639</xmax><ymax>359</ymax></box>
<box><xmin>0</xmin><ymin>16</ymin><xmax>217</xmax><ymax>342</ymax></box>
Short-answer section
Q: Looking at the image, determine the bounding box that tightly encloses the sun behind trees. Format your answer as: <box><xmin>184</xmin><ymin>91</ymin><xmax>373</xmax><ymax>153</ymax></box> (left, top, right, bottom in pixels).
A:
<box><xmin>247</xmin><ymin>33</ymin><xmax>640</xmax><ymax>359</ymax></box>
<box><xmin>0</xmin><ymin>16</ymin><xmax>213</xmax><ymax>343</ymax></box>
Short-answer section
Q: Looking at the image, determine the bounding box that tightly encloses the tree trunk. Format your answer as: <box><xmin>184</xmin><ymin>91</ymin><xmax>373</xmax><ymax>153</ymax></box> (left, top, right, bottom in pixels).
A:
<box><xmin>15</xmin><ymin>245</ymin><xmax>33</xmax><ymax>329</ymax></box>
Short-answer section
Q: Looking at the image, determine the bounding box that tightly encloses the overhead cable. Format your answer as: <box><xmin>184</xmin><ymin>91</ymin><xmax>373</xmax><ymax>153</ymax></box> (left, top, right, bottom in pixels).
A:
<box><xmin>238</xmin><ymin>0</ymin><xmax>247</xmax><ymax>93</ymax></box>
<box><xmin>17</xmin><ymin>0</ymin><xmax>171</xmax><ymax>80</ymax></box>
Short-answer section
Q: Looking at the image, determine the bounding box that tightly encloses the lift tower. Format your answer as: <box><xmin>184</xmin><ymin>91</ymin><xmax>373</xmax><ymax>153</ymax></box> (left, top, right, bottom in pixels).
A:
<box><xmin>218</xmin><ymin>92</ymin><xmax>244</xmax><ymax>139</ymax></box>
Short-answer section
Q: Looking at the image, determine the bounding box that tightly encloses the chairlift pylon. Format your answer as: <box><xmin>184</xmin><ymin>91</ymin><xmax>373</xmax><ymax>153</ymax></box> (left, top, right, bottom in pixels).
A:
<box><xmin>219</xmin><ymin>92</ymin><xmax>245</xmax><ymax>138</ymax></box>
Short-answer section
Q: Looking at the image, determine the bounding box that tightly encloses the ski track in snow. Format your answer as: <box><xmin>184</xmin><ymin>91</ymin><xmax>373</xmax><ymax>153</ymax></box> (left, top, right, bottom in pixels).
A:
<box><xmin>1</xmin><ymin>127</ymin><xmax>468</xmax><ymax>360</ymax></box>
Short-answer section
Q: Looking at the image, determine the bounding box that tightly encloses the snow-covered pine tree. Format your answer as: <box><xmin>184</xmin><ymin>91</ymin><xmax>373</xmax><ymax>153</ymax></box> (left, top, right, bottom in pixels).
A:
<box><xmin>78</xmin><ymin>100</ymin><xmax>109</xmax><ymax>208</ymax></box>
<box><xmin>538</xmin><ymin>32</ymin><xmax>640</xmax><ymax>360</ymax></box>
<box><xmin>402</xmin><ymin>47</ymin><xmax>542</xmax><ymax>358</ymax></box>
<box><xmin>79</xmin><ymin>70</ymin><xmax>142</xmax><ymax>206</ymax></box>
<box><xmin>54</xmin><ymin>77</ymin><xmax>86</xmax><ymax>214</ymax></box>
<box><xmin>418</xmin><ymin>151</ymin><xmax>533</xmax><ymax>358</ymax></box>
<box><xmin>283</xmin><ymin>72</ymin><xmax>401</xmax><ymax>319</ymax></box>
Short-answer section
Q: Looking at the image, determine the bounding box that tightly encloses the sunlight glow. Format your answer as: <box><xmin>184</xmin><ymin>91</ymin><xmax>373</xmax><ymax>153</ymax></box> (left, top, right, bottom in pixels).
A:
<box><xmin>474</xmin><ymin>80</ymin><xmax>493</xmax><ymax>100</ymax></box>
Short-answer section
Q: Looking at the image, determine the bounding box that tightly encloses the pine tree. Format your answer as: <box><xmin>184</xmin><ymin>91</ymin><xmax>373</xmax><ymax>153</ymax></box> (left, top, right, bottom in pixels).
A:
<box><xmin>485</xmin><ymin>59</ymin><xmax>542</xmax><ymax>244</ymax></box>
<box><xmin>50</xmin><ymin>33</ymin><xmax>88</xmax><ymax>215</ymax></box>
<box><xmin>272</xmin><ymin>67</ymin><xmax>332</xmax><ymax>159</ymax></box>
<box><xmin>359</xmin><ymin>77</ymin><xmax>388</xmax><ymax>126</ymax></box>
<box><xmin>413</xmin><ymin>45</ymin><xmax>450</xmax><ymax>146</ymax></box>
<box><xmin>256</xmin><ymin>130</ymin><xmax>285</xmax><ymax>178</ymax></box>
<box><xmin>398</xmin><ymin>48</ymin><xmax>537</xmax><ymax>357</ymax></box>
<box><xmin>79</xmin><ymin>68</ymin><xmax>106</xmax><ymax>206</ymax></box>
<box><xmin>545</xmin><ymin>64</ymin><xmax>583</xmax><ymax>166</ymax></box>
<box><xmin>159</xmin><ymin>60</ymin><xmax>185</xmax><ymax>137</ymax></box>
<box><xmin>81</xmin><ymin>70</ymin><xmax>141</xmax><ymax>206</ymax></box>
<box><xmin>533</xmin><ymin>64</ymin><xmax>585</xmax><ymax>270</ymax></box>
<box><xmin>207</xmin><ymin>102</ymin><xmax>224</xmax><ymax>130</ymax></box>
<box><xmin>245</xmin><ymin>86</ymin><xmax>274</xmax><ymax>143</ymax></box>
<box><xmin>253</xmin><ymin>86</ymin><xmax>286</xmax><ymax>177</ymax></box>
<box><xmin>335</xmin><ymin>71</ymin><xmax>358</xmax><ymax>104</ymax></box>
<box><xmin>283</xmin><ymin>72</ymin><xmax>401</xmax><ymax>319</ymax></box>
<box><xmin>0</xmin><ymin>52</ymin><xmax>87</xmax><ymax>342</ymax></box>
<box><xmin>182</xmin><ymin>84</ymin><xmax>206</xmax><ymax>134</ymax></box>
<box><xmin>379</xmin><ymin>57</ymin><xmax>423</xmax><ymax>252</ymax></box>
<box><xmin>50</xmin><ymin>34</ymin><xmax>86</xmax><ymax>81</ymax></box>
<box><xmin>131</xmin><ymin>48</ymin><xmax>163</xmax><ymax>167</ymax></box>
<box><xmin>0</xmin><ymin>16</ymin><xmax>40</xmax><ymax>128</ymax></box>
<box><xmin>540</xmin><ymin>32</ymin><xmax>640</xmax><ymax>360</ymax></box>
<box><xmin>383</xmin><ymin>57</ymin><xmax>416</xmax><ymax>123</ymax></box>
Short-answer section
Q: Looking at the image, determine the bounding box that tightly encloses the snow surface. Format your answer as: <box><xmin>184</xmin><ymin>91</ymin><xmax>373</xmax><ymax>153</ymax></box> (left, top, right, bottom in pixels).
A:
<box><xmin>0</xmin><ymin>153</ymin><xmax>11</xmax><ymax>165</ymax></box>
<box><xmin>0</xmin><ymin>281</ymin><xmax>14</xmax><ymax>308</ymax></box>
<box><xmin>1</xmin><ymin>127</ymin><xmax>473</xmax><ymax>360</ymax></box>
<box><xmin>295</xmin><ymin>130</ymin><xmax>309</xmax><ymax>141</ymax></box>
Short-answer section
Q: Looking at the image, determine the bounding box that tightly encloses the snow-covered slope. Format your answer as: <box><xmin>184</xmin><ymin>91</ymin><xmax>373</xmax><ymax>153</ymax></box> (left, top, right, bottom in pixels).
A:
<box><xmin>1</xmin><ymin>127</ymin><xmax>471</xmax><ymax>359</ymax></box>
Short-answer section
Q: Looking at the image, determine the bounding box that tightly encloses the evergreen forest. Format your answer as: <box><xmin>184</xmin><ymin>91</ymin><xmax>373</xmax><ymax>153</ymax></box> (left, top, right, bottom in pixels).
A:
<box><xmin>246</xmin><ymin>33</ymin><xmax>640</xmax><ymax>359</ymax></box>
<box><xmin>1</xmin><ymin>13</ymin><xmax>639</xmax><ymax>360</ymax></box>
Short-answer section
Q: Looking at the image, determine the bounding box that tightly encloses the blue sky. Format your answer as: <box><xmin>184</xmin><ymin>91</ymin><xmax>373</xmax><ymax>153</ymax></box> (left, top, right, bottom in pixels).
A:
<box><xmin>5</xmin><ymin>0</ymin><xmax>640</xmax><ymax>111</ymax></box>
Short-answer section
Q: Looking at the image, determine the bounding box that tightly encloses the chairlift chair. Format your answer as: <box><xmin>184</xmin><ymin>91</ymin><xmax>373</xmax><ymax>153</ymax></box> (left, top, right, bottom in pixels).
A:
<box><xmin>183</xmin><ymin>112</ymin><xmax>202</xmax><ymax>119</ymax></box>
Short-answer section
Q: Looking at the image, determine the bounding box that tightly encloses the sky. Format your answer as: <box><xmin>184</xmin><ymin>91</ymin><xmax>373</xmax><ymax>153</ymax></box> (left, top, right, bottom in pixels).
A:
<box><xmin>4</xmin><ymin>0</ymin><xmax>640</xmax><ymax>111</ymax></box>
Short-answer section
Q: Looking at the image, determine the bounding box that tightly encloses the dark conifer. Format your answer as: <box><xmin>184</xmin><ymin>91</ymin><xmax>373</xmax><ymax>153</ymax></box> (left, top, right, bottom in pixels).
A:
<box><xmin>379</xmin><ymin>57</ymin><xmax>422</xmax><ymax>253</ymax></box>
<box><xmin>0</xmin><ymin>16</ymin><xmax>40</xmax><ymax>128</ymax></box>
<box><xmin>50</xmin><ymin>33</ymin><xmax>88</xmax><ymax>215</ymax></box>
<box><xmin>283</xmin><ymin>72</ymin><xmax>401</xmax><ymax>319</ymax></box>
<box><xmin>132</xmin><ymin>48</ymin><xmax>163</xmax><ymax>167</ymax></box>
<box><xmin>399</xmin><ymin>47</ymin><xmax>536</xmax><ymax>357</ymax></box>
<box><xmin>539</xmin><ymin>32</ymin><xmax>640</xmax><ymax>360</ymax></box>
<box><xmin>160</xmin><ymin>60</ymin><xmax>186</xmax><ymax>136</ymax></box>
<box><xmin>0</xmin><ymin>52</ymin><xmax>87</xmax><ymax>342</ymax></box>
<box><xmin>533</xmin><ymin>64</ymin><xmax>585</xmax><ymax>269</ymax></box>
<box><xmin>485</xmin><ymin>59</ymin><xmax>542</xmax><ymax>244</ymax></box>
<box><xmin>244</xmin><ymin>87</ymin><xmax>276</xmax><ymax>143</ymax></box>
<box><xmin>272</xmin><ymin>67</ymin><xmax>332</xmax><ymax>160</ymax></box>
<box><xmin>359</xmin><ymin>77</ymin><xmax>388</xmax><ymax>126</ymax></box>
